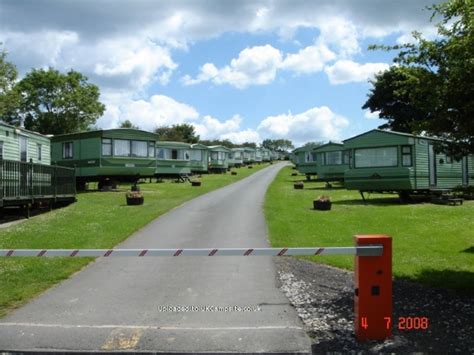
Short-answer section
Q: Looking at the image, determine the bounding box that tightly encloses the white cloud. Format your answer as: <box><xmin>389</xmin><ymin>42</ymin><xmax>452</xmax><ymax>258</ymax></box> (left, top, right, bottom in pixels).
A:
<box><xmin>98</xmin><ymin>93</ymin><xmax>258</xmax><ymax>143</ymax></box>
<box><xmin>364</xmin><ymin>109</ymin><xmax>380</xmax><ymax>119</ymax></box>
<box><xmin>98</xmin><ymin>94</ymin><xmax>199</xmax><ymax>130</ymax></box>
<box><xmin>221</xmin><ymin>129</ymin><xmax>261</xmax><ymax>144</ymax></box>
<box><xmin>183</xmin><ymin>45</ymin><xmax>282</xmax><ymax>89</ymax></box>
<box><xmin>324</xmin><ymin>60</ymin><xmax>390</xmax><ymax>84</ymax></box>
<box><xmin>193</xmin><ymin>115</ymin><xmax>242</xmax><ymax>139</ymax></box>
<box><xmin>280</xmin><ymin>43</ymin><xmax>336</xmax><ymax>74</ymax></box>
<box><xmin>257</xmin><ymin>106</ymin><xmax>349</xmax><ymax>146</ymax></box>
<box><xmin>0</xmin><ymin>30</ymin><xmax>79</xmax><ymax>70</ymax></box>
<box><xmin>317</xmin><ymin>17</ymin><xmax>360</xmax><ymax>57</ymax></box>
<box><xmin>92</xmin><ymin>38</ymin><xmax>177</xmax><ymax>89</ymax></box>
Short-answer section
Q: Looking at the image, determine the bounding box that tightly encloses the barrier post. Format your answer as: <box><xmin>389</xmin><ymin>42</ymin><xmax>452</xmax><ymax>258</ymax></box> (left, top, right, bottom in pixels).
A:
<box><xmin>354</xmin><ymin>235</ymin><xmax>392</xmax><ymax>341</ymax></box>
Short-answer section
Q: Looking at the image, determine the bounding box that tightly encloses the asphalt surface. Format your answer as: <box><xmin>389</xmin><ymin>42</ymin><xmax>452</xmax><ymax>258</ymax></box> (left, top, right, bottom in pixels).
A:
<box><xmin>0</xmin><ymin>162</ymin><xmax>312</xmax><ymax>353</ymax></box>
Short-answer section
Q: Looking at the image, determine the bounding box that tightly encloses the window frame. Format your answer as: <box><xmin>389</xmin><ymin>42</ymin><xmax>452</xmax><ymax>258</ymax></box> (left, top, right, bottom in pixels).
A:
<box><xmin>401</xmin><ymin>145</ymin><xmax>413</xmax><ymax>167</ymax></box>
<box><xmin>130</xmin><ymin>140</ymin><xmax>148</xmax><ymax>158</ymax></box>
<box><xmin>445</xmin><ymin>154</ymin><xmax>452</xmax><ymax>164</ymax></box>
<box><xmin>148</xmin><ymin>142</ymin><xmax>155</xmax><ymax>158</ymax></box>
<box><xmin>37</xmin><ymin>143</ymin><xmax>42</xmax><ymax>161</ymax></box>
<box><xmin>102</xmin><ymin>138</ymin><xmax>112</xmax><ymax>157</ymax></box>
<box><xmin>354</xmin><ymin>146</ymin><xmax>399</xmax><ymax>169</ymax></box>
<box><xmin>113</xmin><ymin>139</ymin><xmax>131</xmax><ymax>157</ymax></box>
<box><xmin>62</xmin><ymin>141</ymin><xmax>73</xmax><ymax>160</ymax></box>
<box><xmin>324</xmin><ymin>150</ymin><xmax>343</xmax><ymax>166</ymax></box>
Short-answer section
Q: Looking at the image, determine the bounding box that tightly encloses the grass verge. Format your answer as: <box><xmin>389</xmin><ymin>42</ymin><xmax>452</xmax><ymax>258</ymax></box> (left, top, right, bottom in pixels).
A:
<box><xmin>265</xmin><ymin>166</ymin><xmax>474</xmax><ymax>293</ymax></box>
<box><xmin>0</xmin><ymin>163</ymin><xmax>271</xmax><ymax>317</ymax></box>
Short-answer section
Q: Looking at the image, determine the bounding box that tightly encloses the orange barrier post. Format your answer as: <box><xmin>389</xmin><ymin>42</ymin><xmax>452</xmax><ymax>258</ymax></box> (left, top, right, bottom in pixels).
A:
<box><xmin>354</xmin><ymin>235</ymin><xmax>392</xmax><ymax>341</ymax></box>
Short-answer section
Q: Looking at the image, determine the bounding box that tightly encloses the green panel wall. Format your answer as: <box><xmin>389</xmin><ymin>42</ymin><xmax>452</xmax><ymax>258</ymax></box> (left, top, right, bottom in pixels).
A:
<box><xmin>0</xmin><ymin>123</ymin><xmax>50</xmax><ymax>164</ymax></box>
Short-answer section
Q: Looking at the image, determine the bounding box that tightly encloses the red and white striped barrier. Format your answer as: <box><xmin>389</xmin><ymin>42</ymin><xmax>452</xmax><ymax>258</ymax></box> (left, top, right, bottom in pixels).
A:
<box><xmin>0</xmin><ymin>246</ymin><xmax>382</xmax><ymax>257</ymax></box>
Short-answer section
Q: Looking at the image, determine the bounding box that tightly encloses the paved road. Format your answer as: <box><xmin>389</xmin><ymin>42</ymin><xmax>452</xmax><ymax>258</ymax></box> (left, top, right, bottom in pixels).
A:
<box><xmin>0</xmin><ymin>163</ymin><xmax>311</xmax><ymax>353</ymax></box>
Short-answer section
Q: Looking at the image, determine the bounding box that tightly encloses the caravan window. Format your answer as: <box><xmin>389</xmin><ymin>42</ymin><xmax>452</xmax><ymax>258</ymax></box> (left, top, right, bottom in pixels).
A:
<box><xmin>131</xmin><ymin>140</ymin><xmax>148</xmax><ymax>157</ymax></box>
<box><xmin>157</xmin><ymin>148</ymin><xmax>169</xmax><ymax>159</ymax></box>
<box><xmin>114</xmin><ymin>139</ymin><xmax>130</xmax><ymax>157</ymax></box>
<box><xmin>183</xmin><ymin>150</ymin><xmax>190</xmax><ymax>160</ymax></box>
<box><xmin>37</xmin><ymin>144</ymin><xmax>42</xmax><ymax>161</ymax></box>
<box><xmin>191</xmin><ymin>150</ymin><xmax>202</xmax><ymax>161</ymax></box>
<box><xmin>148</xmin><ymin>142</ymin><xmax>155</xmax><ymax>157</ymax></box>
<box><xmin>102</xmin><ymin>139</ymin><xmax>112</xmax><ymax>156</ymax></box>
<box><xmin>325</xmin><ymin>151</ymin><xmax>343</xmax><ymax>165</ymax></box>
<box><xmin>211</xmin><ymin>152</ymin><xmax>219</xmax><ymax>160</ymax></box>
<box><xmin>218</xmin><ymin>151</ymin><xmax>227</xmax><ymax>160</ymax></box>
<box><xmin>402</xmin><ymin>146</ymin><xmax>413</xmax><ymax>167</ymax></box>
<box><xmin>62</xmin><ymin>142</ymin><xmax>73</xmax><ymax>159</ymax></box>
<box><xmin>355</xmin><ymin>147</ymin><xmax>398</xmax><ymax>168</ymax></box>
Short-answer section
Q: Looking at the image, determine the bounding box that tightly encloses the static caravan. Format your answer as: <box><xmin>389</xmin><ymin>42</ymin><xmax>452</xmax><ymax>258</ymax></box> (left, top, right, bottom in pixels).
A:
<box><xmin>52</xmin><ymin>129</ymin><xmax>158</xmax><ymax>189</ymax></box>
<box><xmin>255</xmin><ymin>148</ymin><xmax>263</xmax><ymax>163</ymax></box>
<box><xmin>292</xmin><ymin>145</ymin><xmax>318</xmax><ymax>179</ymax></box>
<box><xmin>156</xmin><ymin>141</ymin><xmax>192</xmax><ymax>178</ymax></box>
<box><xmin>208</xmin><ymin>145</ymin><xmax>231</xmax><ymax>173</ymax></box>
<box><xmin>261</xmin><ymin>148</ymin><xmax>271</xmax><ymax>162</ymax></box>
<box><xmin>243</xmin><ymin>147</ymin><xmax>256</xmax><ymax>165</ymax></box>
<box><xmin>189</xmin><ymin>144</ymin><xmax>209</xmax><ymax>174</ymax></box>
<box><xmin>230</xmin><ymin>148</ymin><xmax>244</xmax><ymax>167</ymax></box>
<box><xmin>343</xmin><ymin>129</ymin><xmax>473</xmax><ymax>198</ymax></box>
<box><xmin>1</xmin><ymin>121</ymin><xmax>75</xmax><ymax>208</ymax></box>
<box><xmin>313</xmin><ymin>142</ymin><xmax>349</xmax><ymax>184</ymax></box>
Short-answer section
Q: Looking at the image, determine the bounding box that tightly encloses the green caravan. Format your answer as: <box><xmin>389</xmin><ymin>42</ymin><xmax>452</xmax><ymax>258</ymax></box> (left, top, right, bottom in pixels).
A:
<box><xmin>1</xmin><ymin>121</ymin><xmax>75</xmax><ymax>207</ymax></box>
<box><xmin>230</xmin><ymin>148</ymin><xmax>245</xmax><ymax>168</ymax></box>
<box><xmin>51</xmin><ymin>128</ymin><xmax>157</xmax><ymax>189</ymax></box>
<box><xmin>208</xmin><ymin>145</ymin><xmax>232</xmax><ymax>173</ymax></box>
<box><xmin>189</xmin><ymin>144</ymin><xmax>209</xmax><ymax>174</ymax></box>
<box><xmin>343</xmin><ymin>129</ymin><xmax>473</xmax><ymax>198</ymax></box>
<box><xmin>255</xmin><ymin>148</ymin><xmax>263</xmax><ymax>163</ymax></box>
<box><xmin>261</xmin><ymin>148</ymin><xmax>272</xmax><ymax>162</ymax></box>
<box><xmin>292</xmin><ymin>145</ymin><xmax>317</xmax><ymax>179</ymax></box>
<box><xmin>243</xmin><ymin>147</ymin><xmax>256</xmax><ymax>165</ymax></box>
<box><xmin>312</xmin><ymin>142</ymin><xmax>349</xmax><ymax>185</ymax></box>
<box><xmin>155</xmin><ymin>141</ymin><xmax>192</xmax><ymax>179</ymax></box>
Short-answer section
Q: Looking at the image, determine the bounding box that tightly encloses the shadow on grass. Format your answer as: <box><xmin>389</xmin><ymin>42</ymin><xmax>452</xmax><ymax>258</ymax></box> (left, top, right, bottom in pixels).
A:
<box><xmin>412</xmin><ymin>268</ymin><xmax>474</xmax><ymax>295</ymax></box>
<box><xmin>462</xmin><ymin>246</ymin><xmax>474</xmax><ymax>254</ymax></box>
<box><xmin>331</xmin><ymin>197</ymin><xmax>402</xmax><ymax>206</ymax></box>
<box><xmin>305</xmin><ymin>186</ymin><xmax>345</xmax><ymax>191</ymax></box>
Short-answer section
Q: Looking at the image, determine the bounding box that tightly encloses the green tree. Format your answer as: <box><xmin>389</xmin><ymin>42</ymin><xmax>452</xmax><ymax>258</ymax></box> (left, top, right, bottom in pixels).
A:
<box><xmin>0</xmin><ymin>47</ymin><xmax>20</xmax><ymax>119</ymax></box>
<box><xmin>262</xmin><ymin>138</ymin><xmax>294</xmax><ymax>152</ymax></box>
<box><xmin>119</xmin><ymin>119</ymin><xmax>139</xmax><ymax>129</ymax></box>
<box><xmin>199</xmin><ymin>139</ymin><xmax>234</xmax><ymax>148</ymax></box>
<box><xmin>154</xmin><ymin>123</ymin><xmax>199</xmax><ymax>143</ymax></box>
<box><xmin>14</xmin><ymin>68</ymin><xmax>105</xmax><ymax>135</ymax></box>
<box><xmin>173</xmin><ymin>123</ymin><xmax>200</xmax><ymax>143</ymax></box>
<box><xmin>364</xmin><ymin>0</ymin><xmax>474</xmax><ymax>156</ymax></box>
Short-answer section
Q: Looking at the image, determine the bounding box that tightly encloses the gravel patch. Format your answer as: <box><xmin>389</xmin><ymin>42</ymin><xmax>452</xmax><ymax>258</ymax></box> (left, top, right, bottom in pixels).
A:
<box><xmin>275</xmin><ymin>257</ymin><xmax>474</xmax><ymax>354</ymax></box>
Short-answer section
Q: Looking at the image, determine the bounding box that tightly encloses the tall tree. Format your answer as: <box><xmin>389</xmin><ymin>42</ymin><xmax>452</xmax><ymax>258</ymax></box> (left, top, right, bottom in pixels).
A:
<box><xmin>364</xmin><ymin>0</ymin><xmax>474</xmax><ymax>156</ymax></box>
<box><xmin>262</xmin><ymin>138</ymin><xmax>294</xmax><ymax>152</ymax></box>
<box><xmin>13</xmin><ymin>68</ymin><xmax>105</xmax><ymax>135</ymax></box>
<box><xmin>119</xmin><ymin>119</ymin><xmax>139</xmax><ymax>129</ymax></box>
<box><xmin>173</xmin><ymin>123</ymin><xmax>200</xmax><ymax>143</ymax></box>
<box><xmin>199</xmin><ymin>139</ymin><xmax>234</xmax><ymax>148</ymax></box>
<box><xmin>154</xmin><ymin>123</ymin><xmax>199</xmax><ymax>143</ymax></box>
<box><xmin>0</xmin><ymin>47</ymin><xmax>20</xmax><ymax>119</ymax></box>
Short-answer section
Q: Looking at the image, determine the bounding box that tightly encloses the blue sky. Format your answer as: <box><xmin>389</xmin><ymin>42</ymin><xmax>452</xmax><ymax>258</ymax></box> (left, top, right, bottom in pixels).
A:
<box><xmin>0</xmin><ymin>0</ymin><xmax>441</xmax><ymax>147</ymax></box>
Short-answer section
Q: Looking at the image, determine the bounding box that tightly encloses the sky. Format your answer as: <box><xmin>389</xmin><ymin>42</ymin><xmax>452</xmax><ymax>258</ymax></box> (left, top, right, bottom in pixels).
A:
<box><xmin>0</xmin><ymin>0</ymin><xmax>442</xmax><ymax>147</ymax></box>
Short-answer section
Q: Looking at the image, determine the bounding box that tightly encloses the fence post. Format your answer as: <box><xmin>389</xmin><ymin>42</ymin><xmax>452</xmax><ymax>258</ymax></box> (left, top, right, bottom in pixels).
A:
<box><xmin>354</xmin><ymin>235</ymin><xmax>392</xmax><ymax>341</ymax></box>
<box><xmin>29</xmin><ymin>158</ymin><xmax>33</xmax><ymax>198</ymax></box>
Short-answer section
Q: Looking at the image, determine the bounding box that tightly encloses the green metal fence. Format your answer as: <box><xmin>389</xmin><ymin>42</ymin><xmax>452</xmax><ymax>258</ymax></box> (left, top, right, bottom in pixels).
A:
<box><xmin>0</xmin><ymin>159</ymin><xmax>76</xmax><ymax>201</ymax></box>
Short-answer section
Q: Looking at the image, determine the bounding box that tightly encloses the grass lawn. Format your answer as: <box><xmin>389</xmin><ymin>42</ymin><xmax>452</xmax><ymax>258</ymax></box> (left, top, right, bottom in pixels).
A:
<box><xmin>0</xmin><ymin>163</ymin><xmax>270</xmax><ymax>317</ymax></box>
<box><xmin>265</xmin><ymin>166</ymin><xmax>474</xmax><ymax>293</ymax></box>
